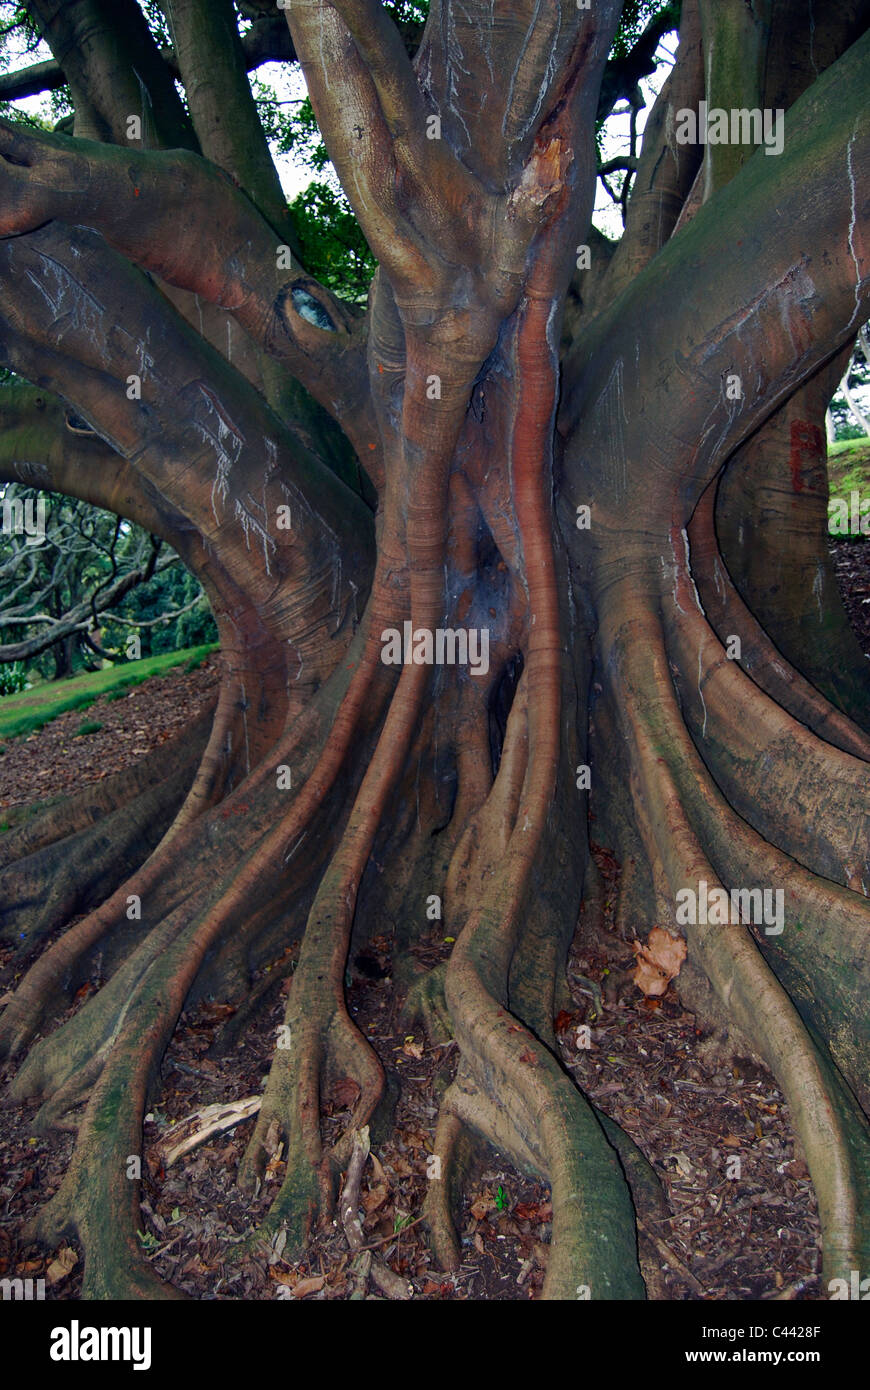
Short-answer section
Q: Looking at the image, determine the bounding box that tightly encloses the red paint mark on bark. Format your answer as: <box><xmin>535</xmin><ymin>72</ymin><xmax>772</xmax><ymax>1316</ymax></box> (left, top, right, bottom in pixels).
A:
<box><xmin>788</xmin><ymin>420</ymin><xmax>824</xmax><ymax>494</ymax></box>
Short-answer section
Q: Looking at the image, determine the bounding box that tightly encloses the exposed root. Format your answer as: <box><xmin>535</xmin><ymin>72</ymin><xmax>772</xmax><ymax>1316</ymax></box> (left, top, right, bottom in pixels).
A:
<box><xmin>159</xmin><ymin>674</ymin><xmax>243</xmax><ymax>837</ymax></box>
<box><xmin>22</xmin><ymin>790</ymin><xmax>332</xmax><ymax>1296</ymax></box>
<box><xmin>0</xmin><ymin>626</ymin><xmax>381</xmax><ymax>1063</ymax></box>
<box><xmin>0</xmin><ymin>753</ymin><xmax>197</xmax><ymax>954</ymax></box>
<box><xmin>602</xmin><ymin>582</ymin><xmax>870</xmax><ymax>1283</ymax></box>
<box><xmin>688</xmin><ymin>485</ymin><xmax>870</xmax><ymax>759</ymax></box>
<box><xmin>400</xmin><ymin>963</ymin><xmax>453</xmax><ymax>1043</ymax></box>
<box><xmin>241</xmin><ymin>655</ymin><xmax>432</xmax><ymax>1240</ymax></box>
<box><xmin>665</xmin><ymin>525</ymin><xmax>869</xmax><ymax>887</ymax></box>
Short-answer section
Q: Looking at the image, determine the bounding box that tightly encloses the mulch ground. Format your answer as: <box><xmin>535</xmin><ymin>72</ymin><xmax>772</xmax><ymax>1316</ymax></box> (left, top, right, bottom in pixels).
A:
<box><xmin>0</xmin><ymin>656</ymin><xmax>220</xmax><ymax>811</ymax></box>
<box><xmin>0</xmin><ymin>546</ymin><xmax>865</xmax><ymax>1301</ymax></box>
<box><xmin>829</xmin><ymin>538</ymin><xmax>870</xmax><ymax>656</ymax></box>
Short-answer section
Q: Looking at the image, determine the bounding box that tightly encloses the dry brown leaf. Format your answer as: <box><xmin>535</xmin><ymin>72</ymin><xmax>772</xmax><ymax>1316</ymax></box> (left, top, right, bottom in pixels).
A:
<box><xmin>402</xmin><ymin>1130</ymin><xmax>431</xmax><ymax>1152</ymax></box>
<box><xmin>515</xmin><ymin>1201</ymin><xmax>552</xmax><ymax>1223</ymax></box>
<box><xmin>632</xmin><ymin>927</ymin><xmax>687</xmax><ymax>997</ymax></box>
<box><xmin>369</xmin><ymin>1151</ymin><xmax>388</xmax><ymax>1184</ymax></box>
<box><xmin>470</xmin><ymin>1194</ymin><xmax>495</xmax><ymax>1221</ymax></box>
<box><xmin>46</xmin><ymin>1248</ymin><xmax>78</xmax><ymax>1286</ymax></box>
<box><xmin>265</xmin><ymin>1153</ymin><xmax>285</xmax><ymax>1182</ymax></box>
<box><xmin>293</xmin><ymin>1274</ymin><xmax>326</xmax><ymax>1299</ymax></box>
<box><xmin>361</xmin><ymin>1182</ymin><xmax>389</xmax><ymax>1215</ymax></box>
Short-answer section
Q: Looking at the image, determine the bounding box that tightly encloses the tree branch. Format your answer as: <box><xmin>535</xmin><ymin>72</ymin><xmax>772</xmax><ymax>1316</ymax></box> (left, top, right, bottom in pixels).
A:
<box><xmin>0</xmin><ymin>224</ymin><xmax>376</xmax><ymax>683</ymax></box>
<box><xmin>283</xmin><ymin>0</ymin><xmax>438</xmax><ymax>292</ymax></box>
<box><xmin>0</xmin><ymin>550</ymin><xmax>178</xmax><ymax>663</ymax></box>
<box><xmin>0</xmin><ymin>9</ymin><xmax>424</xmax><ymax>104</ymax></box>
<box><xmin>163</xmin><ymin>0</ymin><xmax>302</xmax><ymax>254</ymax></box>
<box><xmin>596</xmin><ymin>0</ymin><xmax>683</xmax><ymax>123</ymax></box>
<box><xmin>0</xmin><ymin>118</ymin><xmax>376</xmax><ymax>460</ymax></box>
<box><xmin>697</xmin><ymin>0</ymin><xmax>774</xmax><ymax>198</ymax></box>
<box><xmin>0</xmin><ymin>385</ymin><xmax>181</xmax><ymax>542</ymax></box>
<box><xmin>0</xmin><ymin>57</ymin><xmax>66</xmax><ymax>103</ymax></box>
<box><xmin>593</xmin><ymin>0</ymin><xmax>703</xmax><ymax>305</ymax></box>
<box><xmin>25</xmin><ymin>0</ymin><xmax>198</xmax><ymax>148</ymax></box>
<box><xmin>561</xmin><ymin>27</ymin><xmax>870</xmax><ymax>536</ymax></box>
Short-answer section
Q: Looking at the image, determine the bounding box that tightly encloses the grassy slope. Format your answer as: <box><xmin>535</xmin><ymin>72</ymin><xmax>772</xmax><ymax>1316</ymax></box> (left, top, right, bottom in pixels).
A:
<box><xmin>0</xmin><ymin>643</ymin><xmax>218</xmax><ymax>742</ymax></box>
<box><xmin>827</xmin><ymin>438</ymin><xmax>870</xmax><ymax>496</ymax></box>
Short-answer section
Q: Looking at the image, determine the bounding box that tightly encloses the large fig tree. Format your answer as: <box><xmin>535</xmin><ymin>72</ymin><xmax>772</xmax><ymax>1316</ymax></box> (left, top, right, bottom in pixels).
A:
<box><xmin>0</xmin><ymin>0</ymin><xmax>868</xmax><ymax>1300</ymax></box>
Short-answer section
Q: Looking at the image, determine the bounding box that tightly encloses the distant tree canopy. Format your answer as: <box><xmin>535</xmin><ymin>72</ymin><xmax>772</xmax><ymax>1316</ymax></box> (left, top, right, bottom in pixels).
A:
<box><xmin>0</xmin><ymin>476</ymin><xmax>216</xmax><ymax>680</ymax></box>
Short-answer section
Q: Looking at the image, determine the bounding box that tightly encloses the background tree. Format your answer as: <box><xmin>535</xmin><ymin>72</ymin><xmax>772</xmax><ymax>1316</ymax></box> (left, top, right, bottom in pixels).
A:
<box><xmin>0</xmin><ymin>0</ymin><xmax>868</xmax><ymax>1302</ymax></box>
<box><xmin>827</xmin><ymin>327</ymin><xmax>870</xmax><ymax>440</ymax></box>
<box><xmin>0</xmin><ymin>477</ymin><xmax>215</xmax><ymax>678</ymax></box>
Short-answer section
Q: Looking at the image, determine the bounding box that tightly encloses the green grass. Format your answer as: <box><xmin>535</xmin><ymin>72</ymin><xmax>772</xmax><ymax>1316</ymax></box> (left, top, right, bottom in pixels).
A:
<box><xmin>0</xmin><ymin>642</ymin><xmax>218</xmax><ymax>742</ymax></box>
<box><xmin>827</xmin><ymin>438</ymin><xmax>870</xmax><ymax>497</ymax></box>
<box><xmin>73</xmin><ymin>719</ymin><xmax>103</xmax><ymax>737</ymax></box>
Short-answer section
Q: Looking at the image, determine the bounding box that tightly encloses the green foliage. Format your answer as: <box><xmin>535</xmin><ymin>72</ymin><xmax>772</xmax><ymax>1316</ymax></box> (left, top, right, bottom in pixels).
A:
<box><xmin>73</xmin><ymin>719</ymin><xmax>103</xmax><ymax>737</ymax></box>
<box><xmin>0</xmin><ymin>643</ymin><xmax>218</xmax><ymax>741</ymax></box>
<box><xmin>255</xmin><ymin>85</ymin><xmax>329</xmax><ymax>172</ymax></box>
<box><xmin>0</xmin><ymin>3</ymin><xmax>42</xmax><ymax>57</ymax></box>
<box><xmin>829</xmin><ymin>346</ymin><xmax>870</xmax><ymax>442</ymax></box>
<box><xmin>827</xmin><ymin>440</ymin><xmax>870</xmax><ymax>497</ymax></box>
<box><xmin>611</xmin><ymin>0</ymin><xmax>682</xmax><ymax>61</ymax></box>
<box><xmin>382</xmin><ymin>0</ymin><xmax>428</xmax><ymax>25</ymax></box>
<box><xmin>0</xmin><ymin>661</ymin><xmax>27</xmax><ymax>695</ymax></box>
<box><xmin>0</xmin><ymin>483</ymin><xmax>216</xmax><ymax>677</ymax></box>
<box><xmin>290</xmin><ymin>180</ymin><xmax>377</xmax><ymax>301</ymax></box>
<box><xmin>103</xmin><ymin>560</ymin><xmax>217</xmax><ymax>661</ymax></box>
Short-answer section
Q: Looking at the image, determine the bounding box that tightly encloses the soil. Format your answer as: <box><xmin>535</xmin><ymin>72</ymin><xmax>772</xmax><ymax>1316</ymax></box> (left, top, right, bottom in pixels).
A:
<box><xmin>0</xmin><ymin>656</ymin><xmax>220</xmax><ymax>811</ymax></box>
<box><xmin>828</xmin><ymin>538</ymin><xmax>870</xmax><ymax>657</ymax></box>
<box><xmin>0</xmin><ymin>546</ymin><xmax>865</xmax><ymax>1302</ymax></box>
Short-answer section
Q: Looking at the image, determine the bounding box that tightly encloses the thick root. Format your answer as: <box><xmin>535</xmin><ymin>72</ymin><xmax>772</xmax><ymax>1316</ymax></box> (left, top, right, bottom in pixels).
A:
<box><xmin>602</xmin><ymin>580</ymin><xmax>870</xmax><ymax>1284</ymax></box>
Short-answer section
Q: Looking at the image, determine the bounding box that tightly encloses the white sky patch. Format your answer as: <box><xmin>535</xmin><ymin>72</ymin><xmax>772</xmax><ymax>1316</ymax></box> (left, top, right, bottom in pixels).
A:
<box><xmin>592</xmin><ymin>34</ymin><xmax>675</xmax><ymax>241</ymax></box>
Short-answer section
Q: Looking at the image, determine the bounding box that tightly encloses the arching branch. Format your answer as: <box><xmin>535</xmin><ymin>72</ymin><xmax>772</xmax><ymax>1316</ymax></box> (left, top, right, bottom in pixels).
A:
<box><xmin>0</xmin><ymin>118</ymin><xmax>376</xmax><ymax>459</ymax></box>
<box><xmin>25</xmin><ymin>0</ymin><xmax>198</xmax><ymax>148</ymax></box>
<box><xmin>163</xmin><ymin>0</ymin><xmax>302</xmax><ymax>253</ymax></box>
<box><xmin>0</xmin><ymin>548</ymin><xmax>178</xmax><ymax>663</ymax></box>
